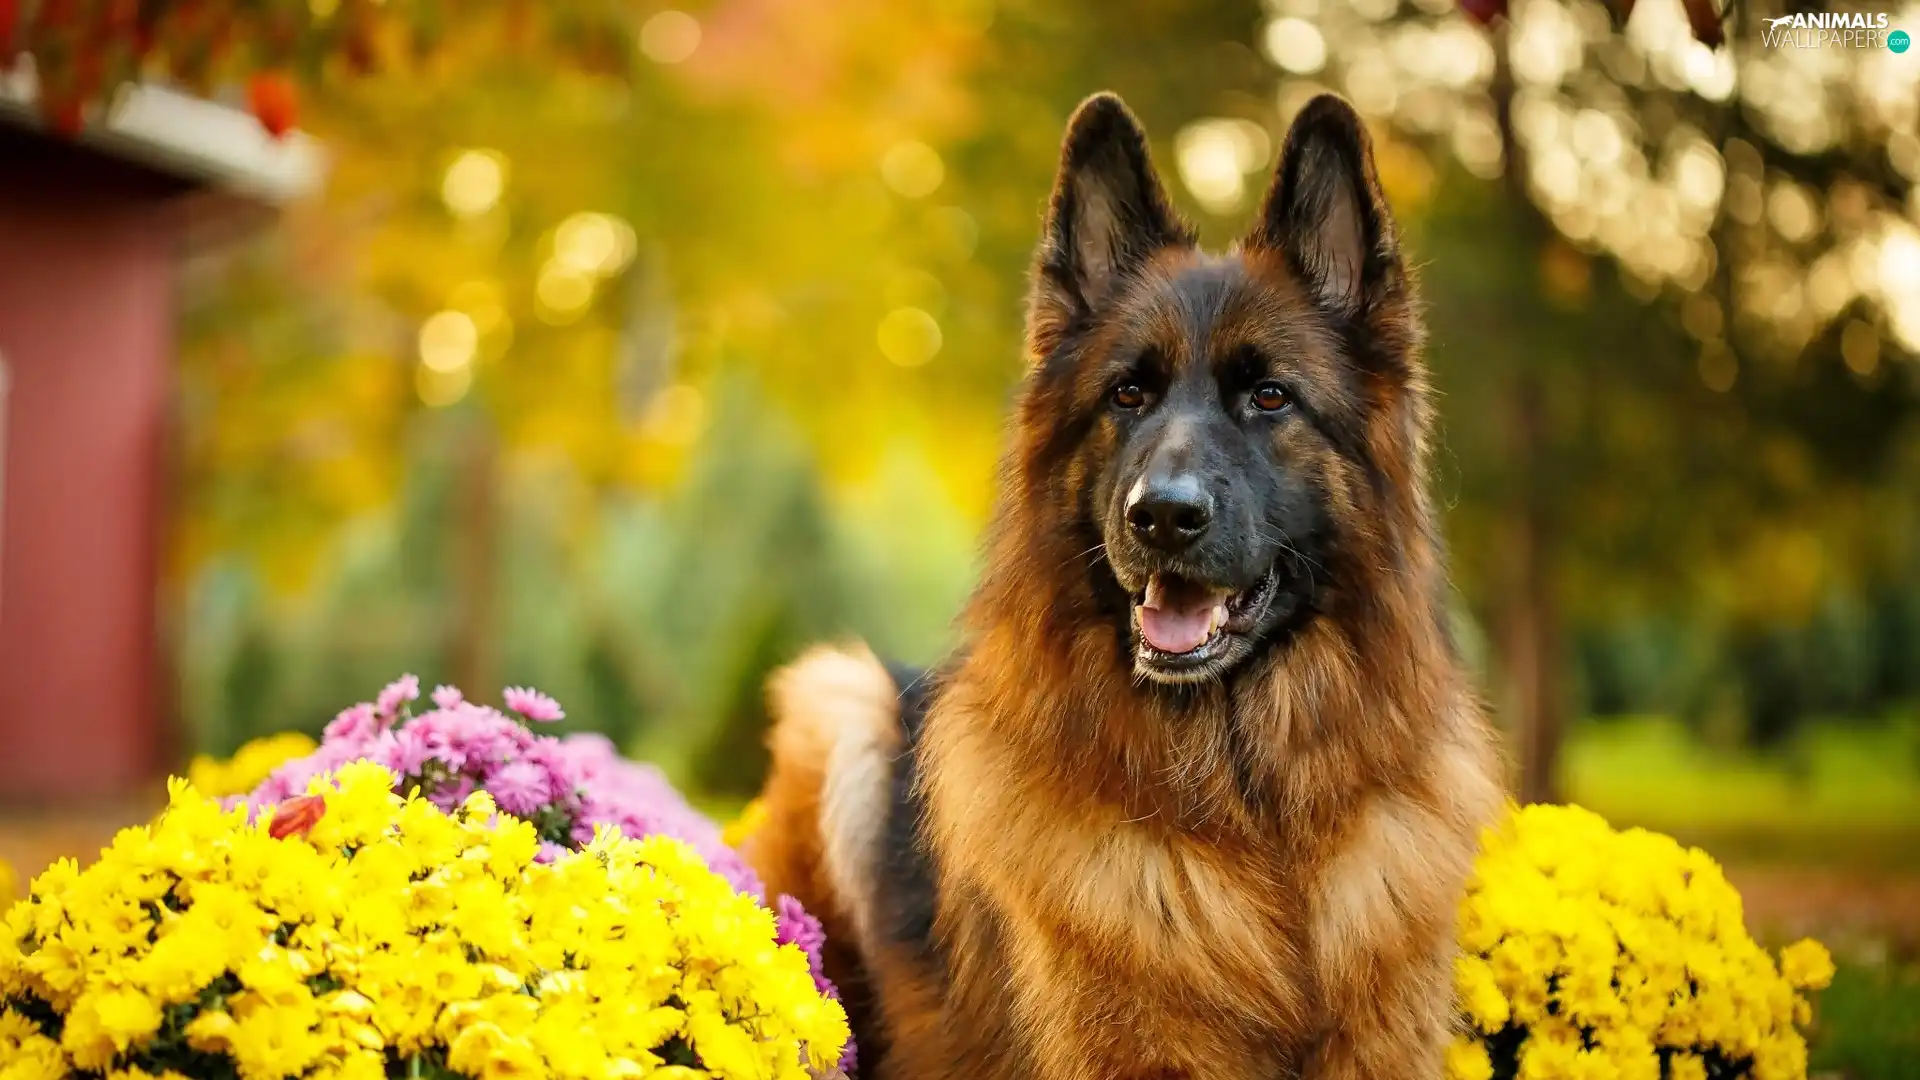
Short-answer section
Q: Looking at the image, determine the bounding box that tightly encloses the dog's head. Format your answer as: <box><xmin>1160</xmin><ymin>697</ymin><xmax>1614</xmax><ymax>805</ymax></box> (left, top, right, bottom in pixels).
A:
<box><xmin>1017</xmin><ymin>93</ymin><xmax>1422</xmax><ymax>686</ymax></box>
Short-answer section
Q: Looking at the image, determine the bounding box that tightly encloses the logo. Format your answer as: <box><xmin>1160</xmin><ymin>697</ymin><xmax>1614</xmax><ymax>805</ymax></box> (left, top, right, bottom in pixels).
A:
<box><xmin>1760</xmin><ymin>10</ymin><xmax>1901</xmax><ymax>48</ymax></box>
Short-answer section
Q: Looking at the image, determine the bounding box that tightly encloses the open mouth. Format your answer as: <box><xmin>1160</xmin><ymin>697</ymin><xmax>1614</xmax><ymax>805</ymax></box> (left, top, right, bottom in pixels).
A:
<box><xmin>1130</xmin><ymin>568</ymin><xmax>1278</xmax><ymax>674</ymax></box>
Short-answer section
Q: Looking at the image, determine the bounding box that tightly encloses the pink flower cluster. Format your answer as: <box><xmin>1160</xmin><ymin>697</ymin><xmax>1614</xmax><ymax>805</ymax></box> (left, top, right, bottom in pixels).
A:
<box><xmin>249</xmin><ymin>676</ymin><xmax>580</xmax><ymax>852</ymax></box>
<box><xmin>246</xmin><ymin>675</ymin><xmax>854</xmax><ymax>1074</ymax></box>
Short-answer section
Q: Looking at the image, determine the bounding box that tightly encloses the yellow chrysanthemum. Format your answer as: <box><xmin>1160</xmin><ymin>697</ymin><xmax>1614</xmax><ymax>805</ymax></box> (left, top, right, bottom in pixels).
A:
<box><xmin>721</xmin><ymin>798</ymin><xmax>768</xmax><ymax>849</ymax></box>
<box><xmin>0</xmin><ymin>762</ymin><xmax>848</xmax><ymax>1080</ymax></box>
<box><xmin>1445</xmin><ymin>1036</ymin><xmax>1496</xmax><ymax>1080</ymax></box>
<box><xmin>1452</xmin><ymin>802</ymin><xmax>1830</xmax><ymax>1080</ymax></box>
<box><xmin>187</xmin><ymin>732</ymin><xmax>319</xmax><ymax>798</ymax></box>
<box><xmin>1777</xmin><ymin>939</ymin><xmax>1835</xmax><ymax>992</ymax></box>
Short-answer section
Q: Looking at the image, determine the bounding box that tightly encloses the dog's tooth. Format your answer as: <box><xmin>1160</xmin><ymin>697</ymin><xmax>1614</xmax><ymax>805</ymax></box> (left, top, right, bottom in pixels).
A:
<box><xmin>1211</xmin><ymin>603</ymin><xmax>1227</xmax><ymax>635</ymax></box>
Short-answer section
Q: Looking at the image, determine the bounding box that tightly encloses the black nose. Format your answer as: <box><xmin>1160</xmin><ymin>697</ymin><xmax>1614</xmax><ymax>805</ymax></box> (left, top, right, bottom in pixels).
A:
<box><xmin>1126</xmin><ymin>475</ymin><xmax>1213</xmax><ymax>552</ymax></box>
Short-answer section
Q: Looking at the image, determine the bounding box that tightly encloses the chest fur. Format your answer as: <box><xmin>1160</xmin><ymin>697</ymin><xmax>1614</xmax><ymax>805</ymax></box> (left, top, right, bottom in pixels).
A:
<box><xmin>929</xmin><ymin>742</ymin><xmax>1309</xmax><ymax>1020</ymax></box>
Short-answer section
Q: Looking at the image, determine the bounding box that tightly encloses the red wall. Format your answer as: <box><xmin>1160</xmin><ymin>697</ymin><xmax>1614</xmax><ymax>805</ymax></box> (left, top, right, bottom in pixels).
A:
<box><xmin>0</xmin><ymin>129</ymin><xmax>190</xmax><ymax>802</ymax></box>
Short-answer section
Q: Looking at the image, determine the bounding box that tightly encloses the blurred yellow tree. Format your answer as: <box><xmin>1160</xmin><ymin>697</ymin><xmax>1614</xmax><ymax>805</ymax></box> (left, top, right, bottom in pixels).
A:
<box><xmin>167</xmin><ymin>0</ymin><xmax>1280</xmax><ymax>760</ymax></box>
<box><xmin>166</xmin><ymin>2</ymin><xmax>989</xmax><ymax>727</ymax></box>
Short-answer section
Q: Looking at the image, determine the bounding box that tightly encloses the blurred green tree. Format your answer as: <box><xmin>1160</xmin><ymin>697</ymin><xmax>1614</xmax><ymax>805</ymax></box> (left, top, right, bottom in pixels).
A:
<box><xmin>1251</xmin><ymin>0</ymin><xmax>1920</xmax><ymax>797</ymax></box>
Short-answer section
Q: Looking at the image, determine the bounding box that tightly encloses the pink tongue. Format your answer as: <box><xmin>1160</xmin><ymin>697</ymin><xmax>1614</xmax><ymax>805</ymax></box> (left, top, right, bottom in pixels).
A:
<box><xmin>1139</xmin><ymin>605</ymin><xmax>1215</xmax><ymax>654</ymax></box>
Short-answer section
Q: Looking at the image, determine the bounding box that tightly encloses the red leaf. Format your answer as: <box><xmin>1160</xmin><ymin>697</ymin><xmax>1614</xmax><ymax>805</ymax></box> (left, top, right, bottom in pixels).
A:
<box><xmin>0</xmin><ymin>0</ymin><xmax>20</xmax><ymax>67</ymax></box>
<box><xmin>247</xmin><ymin>70</ymin><xmax>299</xmax><ymax>138</ymax></box>
<box><xmin>131</xmin><ymin>0</ymin><xmax>162</xmax><ymax>59</ymax></box>
<box><xmin>269</xmin><ymin>794</ymin><xmax>328</xmax><ymax>839</ymax></box>
<box><xmin>104</xmin><ymin>0</ymin><xmax>136</xmax><ymax>35</ymax></box>
<box><xmin>74</xmin><ymin>51</ymin><xmax>103</xmax><ymax>100</ymax></box>
<box><xmin>1680</xmin><ymin>0</ymin><xmax>1724</xmax><ymax>45</ymax></box>
<box><xmin>1459</xmin><ymin>0</ymin><xmax>1509</xmax><ymax>27</ymax></box>
<box><xmin>45</xmin><ymin>96</ymin><xmax>84</xmax><ymax>136</ymax></box>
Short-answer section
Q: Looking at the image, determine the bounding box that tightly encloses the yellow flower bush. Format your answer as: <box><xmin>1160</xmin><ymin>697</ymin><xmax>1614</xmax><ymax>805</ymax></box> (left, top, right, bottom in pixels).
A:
<box><xmin>1449</xmin><ymin>804</ymin><xmax>1834</xmax><ymax>1080</ymax></box>
<box><xmin>187</xmin><ymin>732</ymin><xmax>320</xmax><ymax>798</ymax></box>
<box><xmin>0</xmin><ymin>762</ymin><xmax>849</xmax><ymax>1080</ymax></box>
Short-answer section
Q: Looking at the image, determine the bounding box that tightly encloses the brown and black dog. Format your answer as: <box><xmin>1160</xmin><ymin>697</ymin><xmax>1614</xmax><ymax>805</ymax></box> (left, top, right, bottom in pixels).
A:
<box><xmin>744</xmin><ymin>91</ymin><xmax>1503</xmax><ymax>1080</ymax></box>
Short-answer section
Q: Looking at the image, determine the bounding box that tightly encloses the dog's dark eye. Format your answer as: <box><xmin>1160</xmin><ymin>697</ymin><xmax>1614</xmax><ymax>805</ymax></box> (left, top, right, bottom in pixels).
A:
<box><xmin>1251</xmin><ymin>383</ymin><xmax>1292</xmax><ymax>412</ymax></box>
<box><xmin>1111</xmin><ymin>383</ymin><xmax>1147</xmax><ymax>410</ymax></box>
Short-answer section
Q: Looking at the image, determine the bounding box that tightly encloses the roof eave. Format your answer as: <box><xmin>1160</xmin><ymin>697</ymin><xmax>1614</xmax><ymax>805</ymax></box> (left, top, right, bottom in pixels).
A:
<box><xmin>0</xmin><ymin>66</ymin><xmax>327</xmax><ymax>204</ymax></box>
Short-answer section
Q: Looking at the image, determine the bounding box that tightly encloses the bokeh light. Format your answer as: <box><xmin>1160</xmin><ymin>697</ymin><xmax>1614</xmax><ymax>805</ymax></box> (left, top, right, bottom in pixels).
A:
<box><xmin>880</xmin><ymin>142</ymin><xmax>946</xmax><ymax>198</ymax></box>
<box><xmin>553</xmin><ymin>212</ymin><xmax>638</xmax><ymax>277</ymax></box>
<box><xmin>639</xmin><ymin>11</ymin><xmax>702</xmax><ymax>64</ymax></box>
<box><xmin>536</xmin><ymin>265</ymin><xmax>595</xmax><ymax>323</ymax></box>
<box><xmin>441</xmin><ymin>150</ymin><xmax>507</xmax><ymax>218</ymax></box>
<box><xmin>641</xmin><ymin>383</ymin><xmax>707</xmax><ymax>445</ymax></box>
<box><xmin>416</xmin><ymin>361</ymin><xmax>474</xmax><ymax>408</ymax></box>
<box><xmin>1264</xmin><ymin>17</ymin><xmax>1328</xmax><ymax>74</ymax></box>
<box><xmin>1175</xmin><ymin>118</ymin><xmax>1271</xmax><ymax>214</ymax></box>
<box><xmin>877</xmin><ymin>307</ymin><xmax>942</xmax><ymax>367</ymax></box>
<box><xmin>418</xmin><ymin>311</ymin><xmax>478</xmax><ymax>374</ymax></box>
<box><xmin>929</xmin><ymin>206</ymin><xmax>979</xmax><ymax>261</ymax></box>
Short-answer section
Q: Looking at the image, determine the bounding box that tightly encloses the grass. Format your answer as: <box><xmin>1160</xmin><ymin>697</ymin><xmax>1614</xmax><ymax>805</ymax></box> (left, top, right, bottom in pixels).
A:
<box><xmin>1564</xmin><ymin>715</ymin><xmax>1920</xmax><ymax>873</ymax></box>
<box><xmin>1812</xmin><ymin>963</ymin><xmax>1920</xmax><ymax>1080</ymax></box>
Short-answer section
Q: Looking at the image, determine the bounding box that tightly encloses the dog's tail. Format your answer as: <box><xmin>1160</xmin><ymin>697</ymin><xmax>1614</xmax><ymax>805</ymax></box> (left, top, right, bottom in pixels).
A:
<box><xmin>741</xmin><ymin>643</ymin><xmax>910</xmax><ymax>1033</ymax></box>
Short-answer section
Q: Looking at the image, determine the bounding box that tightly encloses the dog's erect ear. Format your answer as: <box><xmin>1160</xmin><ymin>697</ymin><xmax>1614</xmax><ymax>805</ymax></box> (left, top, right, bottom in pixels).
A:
<box><xmin>1028</xmin><ymin>93</ymin><xmax>1193</xmax><ymax>357</ymax></box>
<box><xmin>1247</xmin><ymin>95</ymin><xmax>1405</xmax><ymax>320</ymax></box>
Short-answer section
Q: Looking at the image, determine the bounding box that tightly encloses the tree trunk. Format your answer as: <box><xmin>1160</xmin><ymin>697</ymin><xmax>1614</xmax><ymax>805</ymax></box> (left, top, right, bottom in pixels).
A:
<box><xmin>448</xmin><ymin>418</ymin><xmax>498</xmax><ymax>695</ymax></box>
<box><xmin>1502</xmin><ymin>378</ymin><xmax>1564</xmax><ymax>804</ymax></box>
<box><xmin>1491</xmin><ymin>23</ymin><xmax>1565</xmax><ymax>804</ymax></box>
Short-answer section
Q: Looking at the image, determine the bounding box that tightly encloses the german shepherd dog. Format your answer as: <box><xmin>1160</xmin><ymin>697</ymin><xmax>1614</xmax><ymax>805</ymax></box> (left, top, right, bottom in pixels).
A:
<box><xmin>744</xmin><ymin>91</ymin><xmax>1503</xmax><ymax>1080</ymax></box>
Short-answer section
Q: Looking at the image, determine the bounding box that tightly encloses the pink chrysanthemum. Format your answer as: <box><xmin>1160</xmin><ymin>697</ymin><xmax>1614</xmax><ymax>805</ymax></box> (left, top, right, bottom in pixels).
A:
<box><xmin>489</xmin><ymin>759</ymin><xmax>552</xmax><ymax>816</ymax></box>
<box><xmin>323</xmin><ymin>702</ymin><xmax>376</xmax><ymax>742</ymax></box>
<box><xmin>374</xmin><ymin>673</ymin><xmax>420</xmax><ymax>721</ymax></box>
<box><xmin>431</xmin><ymin>684</ymin><xmax>465</xmax><ymax>709</ymax></box>
<box><xmin>502</xmin><ymin>685</ymin><xmax>565</xmax><ymax>722</ymax></box>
